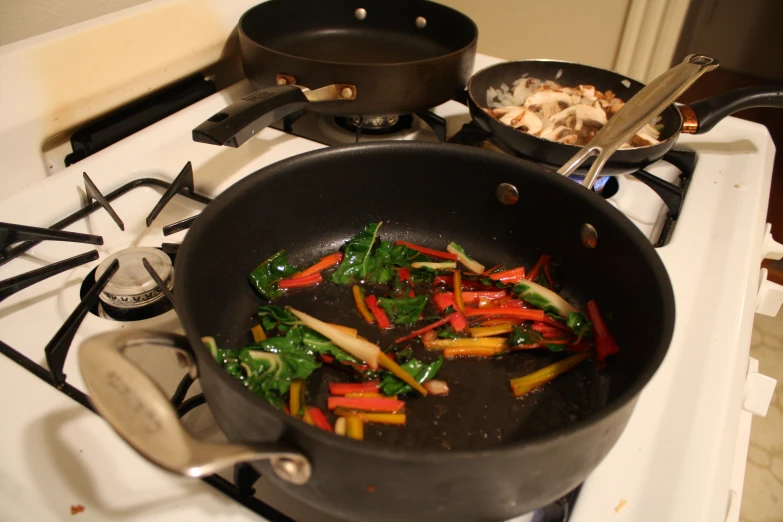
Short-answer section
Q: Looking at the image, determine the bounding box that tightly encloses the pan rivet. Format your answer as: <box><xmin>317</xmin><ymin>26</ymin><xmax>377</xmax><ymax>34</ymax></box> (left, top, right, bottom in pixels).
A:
<box><xmin>341</xmin><ymin>87</ymin><xmax>353</xmax><ymax>99</ymax></box>
<box><xmin>495</xmin><ymin>183</ymin><xmax>519</xmax><ymax>206</ymax></box>
<box><xmin>416</xmin><ymin>16</ymin><xmax>427</xmax><ymax>29</ymax></box>
<box><xmin>581</xmin><ymin>224</ymin><xmax>598</xmax><ymax>249</ymax></box>
<box><xmin>355</xmin><ymin>8</ymin><xmax>367</xmax><ymax>20</ymax></box>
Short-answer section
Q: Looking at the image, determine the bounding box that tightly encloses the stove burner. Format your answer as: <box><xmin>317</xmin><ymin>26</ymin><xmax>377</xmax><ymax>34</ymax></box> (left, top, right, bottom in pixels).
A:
<box><xmin>93</xmin><ymin>247</ymin><xmax>174</xmax><ymax>320</ymax></box>
<box><xmin>334</xmin><ymin>114</ymin><xmax>413</xmax><ymax>135</ymax></box>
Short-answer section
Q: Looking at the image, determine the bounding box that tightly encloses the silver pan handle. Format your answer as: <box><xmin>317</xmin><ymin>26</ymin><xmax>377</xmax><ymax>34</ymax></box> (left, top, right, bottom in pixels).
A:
<box><xmin>557</xmin><ymin>54</ymin><xmax>719</xmax><ymax>189</ymax></box>
<box><xmin>79</xmin><ymin>329</ymin><xmax>311</xmax><ymax>484</ymax></box>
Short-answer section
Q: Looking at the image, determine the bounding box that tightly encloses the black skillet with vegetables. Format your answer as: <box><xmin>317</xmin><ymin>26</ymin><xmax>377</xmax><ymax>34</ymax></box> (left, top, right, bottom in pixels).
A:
<box><xmin>81</xmin><ymin>142</ymin><xmax>674</xmax><ymax>521</ymax></box>
<box><xmin>211</xmin><ymin>221</ymin><xmax>619</xmax><ymax>448</ymax></box>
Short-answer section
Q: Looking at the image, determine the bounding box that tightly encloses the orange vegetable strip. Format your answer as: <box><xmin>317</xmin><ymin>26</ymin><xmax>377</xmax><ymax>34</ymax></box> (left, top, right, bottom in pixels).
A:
<box><xmin>326</xmin><ymin>323</ymin><xmax>358</xmax><ymax>337</ymax></box>
<box><xmin>352</xmin><ymin>285</ymin><xmax>375</xmax><ymax>324</ymax></box>
<box><xmin>289</xmin><ymin>378</ymin><xmax>304</xmax><ymax>417</ymax></box>
<box><xmin>396</xmin><ymin>240</ymin><xmax>458</xmax><ymax>260</ymax></box>
<box><xmin>292</xmin><ymin>252</ymin><xmax>344</xmax><ymax>279</ymax></box>
<box><xmin>308</xmin><ymin>407</ymin><xmax>333</xmax><ymax>432</ymax></box>
<box><xmin>334</xmin><ymin>409</ymin><xmax>407</xmax><ymax>425</ymax></box>
<box><xmin>488</xmin><ymin>266</ymin><xmax>527</xmax><ymax>283</ymax></box>
<box><xmin>278</xmin><ymin>272</ymin><xmax>322</xmax><ymax>289</ymax></box>
<box><xmin>468</xmin><ymin>324</ymin><xmax>514</xmax><ymax>337</ymax></box>
<box><xmin>346</xmin><ymin>416</ymin><xmax>364</xmax><ymax>441</ymax></box>
<box><xmin>444</xmin><ymin>346</ymin><xmax>501</xmax><ymax>358</ymax></box>
<box><xmin>453</xmin><ymin>270</ymin><xmax>465</xmax><ymax>314</ymax></box>
<box><xmin>464</xmin><ymin>308</ymin><xmax>545</xmax><ymax>321</ymax></box>
<box><xmin>302</xmin><ymin>407</ymin><xmax>314</xmax><ymax>425</ymax></box>
<box><xmin>424</xmin><ymin>337</ymin><xmax>507</xmax><ymax>349</ymax></box>
<box><xmin>327</xmin><ymin>396</ymin><xmax>406</xmax><ymax>412</ymax></box>
<box><xmin>510</xmin><ymin>353</ymin><xmax>589</xmax><ymax>397</ymax></box>
<box><xmin>251</xmin><ymin>324</ymin><xmax>267</xmax><ymax>342</ymax></box>
<box><xmin>344</xmin><ymin>392</ymin><xmax>394</xmax><ymax>399</ymax></box>
<box><xmin>328</xmin><ymin>381</ymin><xmax>380</xmax><ymax>395</ymax></box>
<box><xmin>394</xmin><ymin>313</ymin><xmax>456</xmax><ymax>343</ymax></box>
<box><xmin>526</xmin><ymin>254</ymin><xmax>551</xmax><ymax>282</ymax></box>
<box><xmin>482</xmin><ymin>264</ymin><xmax>504</xmax><ymax>275</ymax></box>
<box><xmin>378</xmin><ymin>352</ymin><xmax>428</xmax><ymax>396</ymax></box>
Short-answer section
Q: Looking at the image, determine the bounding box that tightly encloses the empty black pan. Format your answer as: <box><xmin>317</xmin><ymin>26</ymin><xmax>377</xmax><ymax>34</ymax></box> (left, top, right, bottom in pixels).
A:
<box><xmin>468</xmin><ymin>59</ymin><xmax>783</xmax><ymax>175</ymax></box>
<box><xmin>193</xmin><ymin>0</ymin><xmax>477</xmax><ymax>148</ymax></box>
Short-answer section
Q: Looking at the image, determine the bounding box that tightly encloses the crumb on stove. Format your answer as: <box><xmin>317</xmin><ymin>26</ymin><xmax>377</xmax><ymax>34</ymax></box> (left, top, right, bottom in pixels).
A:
<box><xmin>614</xmin><ymin>498</ymin><xmax>627</xmax><ymax>513</ymax></box>
<box><xmin>366</xmin><ymin>485</ymin><xmax>376</xmax><ymax>493</ymax></box>
<box><xmin>70</xmin><ymin>504</ymin><xmax>85</xmax><ymax>515</ymax></box>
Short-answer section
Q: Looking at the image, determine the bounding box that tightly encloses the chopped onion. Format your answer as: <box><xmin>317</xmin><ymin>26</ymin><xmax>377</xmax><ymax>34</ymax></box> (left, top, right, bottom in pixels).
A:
<box><xmin>555</xmin><ymin>68</ymin><xmax>563</xmax><ymax>79</ymax></box>
<box><xmin>423</xmin><ymin>380</ymin><xmax>450</xmax><ymax>396</ymax></box>
<box><xmin>287</xmin><ymin>306</ymin><xmax>380</xmax><ymax>369</ymax></box>
<box><xmin>621</xmin><ymin>79</ymin><xmax>631</xmax><ymax>88</ymax></box>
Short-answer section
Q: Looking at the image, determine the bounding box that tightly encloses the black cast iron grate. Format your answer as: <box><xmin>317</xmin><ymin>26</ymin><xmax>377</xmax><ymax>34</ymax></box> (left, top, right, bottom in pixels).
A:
<box><xmin>0</xmin><ymin>166</ymin><xmax>300</xmax><ymax>522</ymax></box>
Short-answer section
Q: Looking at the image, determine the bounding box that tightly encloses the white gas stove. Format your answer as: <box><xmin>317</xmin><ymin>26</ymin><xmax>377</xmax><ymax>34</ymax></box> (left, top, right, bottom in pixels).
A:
<box><xmin>1</xmin><ymin>8</ymin><xmax>782</xmax><ymax>522</ymax></box>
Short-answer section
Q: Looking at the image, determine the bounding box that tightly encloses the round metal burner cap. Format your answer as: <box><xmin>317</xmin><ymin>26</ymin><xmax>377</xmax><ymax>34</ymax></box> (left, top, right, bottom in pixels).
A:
<box><xmin>95</xmin><ymin>247</ymin><xmax>173</xmax><ymax>309</ymax></box>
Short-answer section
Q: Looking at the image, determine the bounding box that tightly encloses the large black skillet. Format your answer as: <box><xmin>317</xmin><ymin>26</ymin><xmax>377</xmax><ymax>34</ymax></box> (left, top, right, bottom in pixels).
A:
<box><xmin>192</xmin><ymin>0</ymin><xmax>477</xmax><ymax>148</ymax></box>
<box><xmin>75</xmin><ymin>56</ymin><xmax>725</xmax><ymax>521</ymax></box>
<box><xmin>78</xmin><ymin>142</ymin><xmax>674</xmax><ymax>521</ymax></box>
<box><xmin>468</xmin><ymin>59</ymin><xmax>783</xmax><ymax>175</ymax></box>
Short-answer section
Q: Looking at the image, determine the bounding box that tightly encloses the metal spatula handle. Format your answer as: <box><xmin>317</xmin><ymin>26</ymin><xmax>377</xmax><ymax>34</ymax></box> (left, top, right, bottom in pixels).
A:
<box><xmin>558</xmin><ymin>54</ymin><xmax>719</xmax><ymax>189</ymax></box>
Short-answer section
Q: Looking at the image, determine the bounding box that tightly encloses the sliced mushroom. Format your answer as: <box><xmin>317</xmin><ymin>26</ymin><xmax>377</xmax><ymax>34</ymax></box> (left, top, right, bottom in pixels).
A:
<box><xmin>500</xmin><ymin>108</ymin><xmax>543</xmax><ymax>135</ymax></box>
<box><xmin>629</xmin><ymin>129</ymin><xmax>660</xmax><ymax>147</ymax></box>
<box><xmin>550</xmin><ymin>104</ymin><xmax>607</xmax><ymax>130</ymax></box>
<box><xmin>492</xmin><ymin>106</ymin><xmax>517</xmax><ymax>117</ymax></box>
<box><xmin>523</xmin><ymin>90</ymin><xmax>574</xmax><ymax>119</ymax></box>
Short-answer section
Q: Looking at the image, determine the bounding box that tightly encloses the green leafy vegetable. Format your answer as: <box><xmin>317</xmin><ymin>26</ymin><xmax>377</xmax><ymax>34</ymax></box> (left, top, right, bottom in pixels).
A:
<box><xmin>249</xmin><ymin>251</ymin><xmax>298</xmax><ymax>300</ymax></box>
<box><xmin>365</xmin><ymin>241</ymin><xmax>429</xmax><ymax>284</ymax></box>
<box><xmin>437</xmin><ymin>327</ymin><xmax>461</xmax><ymax>339</ymax></box>
<box><xmin>329</xmin><ymin>222</ymin><xmax>382</xmax><ymax>285</ymax></box>
<box><xmin>509</xmin><ymin>326</ymin><xmax>544</xmax><ymax>347</ymax></box>
<box><xmin>206</xmin><ymin>332</ymin><xmax>321</xmax><ymax>408</ymax></box>
<box><xmin>257</xmin><ymin>305</ymin><xmax>297</xmax><ymax>332</ymax></box>
<box><xmin>409</xmin><ymin>267</ymin><xmax>435</xmax><ymax>284</ymax></box>
<box><xmin>377</xmin><ymin>295</ymin><xmax>428</xmax><ymax>325</ymax></box>
<box><xmin>566</xmin><ymin>312</ymin><xmax>592</xmax><ymax>340</ymax></box>
<box><xmin>380</xmin><ymin>356</ymin><xmax>444</xmax><ymax>396</ymax></box>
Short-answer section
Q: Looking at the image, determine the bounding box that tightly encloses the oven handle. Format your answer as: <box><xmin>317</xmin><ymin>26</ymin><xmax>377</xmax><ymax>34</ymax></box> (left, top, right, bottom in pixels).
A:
<box><xmin>79</xmin><ymin>329</ymin><xmax>311</xmax><ymax>485</ymax></box>
<box><xmin>192</xmin><ymin>83</ymin><xmax>357</xmax><ymax>148</ymax></box>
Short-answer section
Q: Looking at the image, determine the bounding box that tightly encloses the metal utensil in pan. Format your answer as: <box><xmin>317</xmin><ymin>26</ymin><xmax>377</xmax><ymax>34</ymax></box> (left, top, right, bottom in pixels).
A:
<box><xmin>77</xmin><ymin>55</ymin><xmax>721</xmax><ymax>521</ymax></box>
<box><xmin>193</xmin><ymin>0</ymin><xmax>478</xmax><ymax>148</ymax></box>
<box><xmin>467</xmin><ymin>56</ymin><xmax>783</xmax><ymax>176</ymax></box>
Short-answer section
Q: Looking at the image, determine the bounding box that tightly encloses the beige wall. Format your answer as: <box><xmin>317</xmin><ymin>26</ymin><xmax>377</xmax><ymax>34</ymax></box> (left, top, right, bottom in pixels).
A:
<box><xmin>438</xmin><ymin>0</ymin><xmax>632</xmax><ymax>69</ymax></box>
<box><xmin>0</xmin><ymin>0</ymin><xmax>151</xmax><ymax>46</ymax></box>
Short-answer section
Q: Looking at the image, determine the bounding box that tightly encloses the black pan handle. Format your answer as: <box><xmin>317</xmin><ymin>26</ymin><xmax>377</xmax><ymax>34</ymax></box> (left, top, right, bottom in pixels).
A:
<box><xmin>193</xmin><ymin>83</ymin><xmax>357</xmax><ymax>148</ymax></box>
<box><xmin>683</xmin><ymin>85</ymin><xmax>783</xmax><ymax>134</ymax></box>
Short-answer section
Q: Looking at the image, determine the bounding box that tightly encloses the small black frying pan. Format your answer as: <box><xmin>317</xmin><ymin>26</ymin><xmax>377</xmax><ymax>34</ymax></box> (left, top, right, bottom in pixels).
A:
<box><xmin>467</xmin><ymin>59</ymin><xmax>783</xmax><ymax>175</ymax></box>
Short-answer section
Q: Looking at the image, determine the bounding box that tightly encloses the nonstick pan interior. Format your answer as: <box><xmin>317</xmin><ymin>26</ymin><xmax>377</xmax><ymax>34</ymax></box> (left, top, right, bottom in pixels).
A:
<box><xmin>241</xmin><ymin>0</ymin><xmax>476</xmax><ymax>65</ymax></box>
<box><xmin>175</xmin><ymin>142</ymin><xmax>674</xmax><ymax>452</ymax></box>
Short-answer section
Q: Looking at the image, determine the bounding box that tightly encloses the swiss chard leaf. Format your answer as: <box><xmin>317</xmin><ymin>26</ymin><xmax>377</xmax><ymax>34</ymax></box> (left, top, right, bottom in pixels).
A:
<box><xmin>249</xmin><ymin>251</ymin><xmax>298</xmax><ymax>300</ymax></box>
<box><xmin>380</xmin><ymin>356</ymin><xmax>444</xmax><ymax>396</ymax></box>
<box><xmin>329</xmin><ymin>222</ymin><xmax>381</xmax><ymax>285</ymax></box>
<box><xmin>207</xmin><ymin>331</ymin><xmax>321</xmax><ymax>408</ymax></box>
<box><xmin>509</xmin><ymin>325</ymin><xmax>544</xmax><ymax>346</ymax></box>
<box><xmin>377</xmin><ymin>295</ymin><xmax>428</xmax><ymax>325</ymax></box>
<box><xmin>409</xmin><ymin>267</ymin><xmax>435</xmax><ymax>284</ymax></box>
<box><xmin>365</xmin><ymin>241</ymin><xmax>430</xmax><ymax>284</ymax></box>
<box><xmin>437</xmin><ymin>327</ymin><xmax>461</xmax><ymax>339</ymax></box>
<box><xmin>566</xmin><ymin>312</ymin><xmax>592</xmax><ymax>340</ymax></box>
<box><xmin>257</xmin><ymin>305</ymin><xmax>297</xmax><ymax>332</ymax></box>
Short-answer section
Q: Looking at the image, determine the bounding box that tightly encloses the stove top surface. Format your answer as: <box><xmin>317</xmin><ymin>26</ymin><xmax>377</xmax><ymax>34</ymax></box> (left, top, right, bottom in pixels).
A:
<box><xmin>0</xmin><ymin>50</ymin><xmax>778</xmax><ymax>522</ymax></box>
